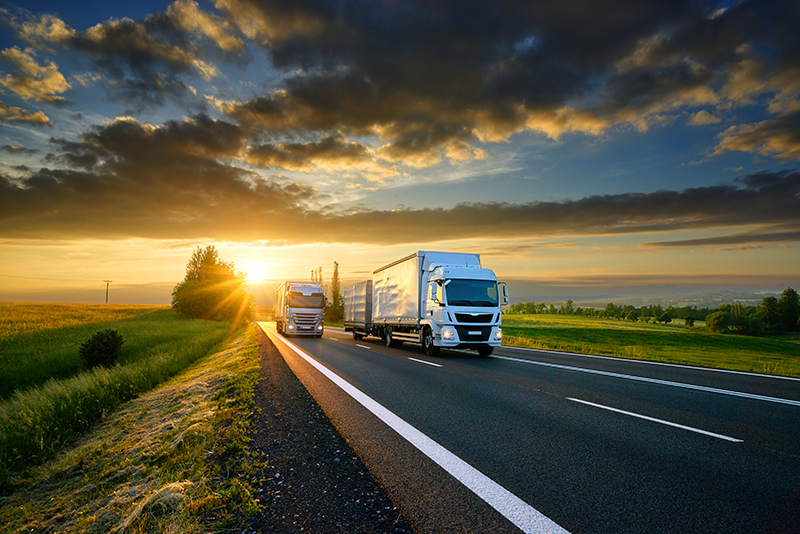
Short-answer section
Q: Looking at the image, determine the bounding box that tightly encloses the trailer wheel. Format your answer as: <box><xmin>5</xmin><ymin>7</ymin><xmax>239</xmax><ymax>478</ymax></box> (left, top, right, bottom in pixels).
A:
<box><xmin>353</xmin><ymin>330</ymin><xmax>363</xmax><ymax>340</ymax></box>
<box><xmin>385</xmin><ymin>327</ymin><xmax>402</xmax><ymax>348</ymax></box>
<box><xmin>422</xmin><ymin>327</ymin><xmax>440</xmax><ymax>357</ymax></box>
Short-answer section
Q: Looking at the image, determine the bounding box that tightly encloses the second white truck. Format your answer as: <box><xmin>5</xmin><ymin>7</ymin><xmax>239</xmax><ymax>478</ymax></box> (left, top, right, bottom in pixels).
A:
<box><xmin>275</xmin><ymin>281</ymin><xmax>326</xmax><ymax>337</ymax></box>
<box><xmin>344</xmin><ymin>251</ymin><xmax>507</xmax><ymax>356</ymax></box>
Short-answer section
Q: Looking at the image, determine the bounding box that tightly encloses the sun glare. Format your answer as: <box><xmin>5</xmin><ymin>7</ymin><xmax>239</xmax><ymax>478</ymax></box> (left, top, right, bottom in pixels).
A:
<box><xmin>242</xmin><ymin>261</ymin><xmax>270</xmax><ymax>283</ymax></box>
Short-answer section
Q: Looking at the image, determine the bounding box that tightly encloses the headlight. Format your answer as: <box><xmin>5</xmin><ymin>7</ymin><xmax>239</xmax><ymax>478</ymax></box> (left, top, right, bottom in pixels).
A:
<box><xmin>494</xmin><ymin>329</ymin><xmax>502</xmax><ymax>341</ymax></box>
<box><xmin>288</xmin><ymin>324</ymin><xmax>295</xmax><ymax>330</ymax></box>
<box><xmin>442</xmin><ymin>327</ymin><xmax>456</xmax><ymax>341</ymax></box>
<box><xmin>317</xmin><ymin>325</ymin><xmax>323</xmax><ymax>331</ymax></box>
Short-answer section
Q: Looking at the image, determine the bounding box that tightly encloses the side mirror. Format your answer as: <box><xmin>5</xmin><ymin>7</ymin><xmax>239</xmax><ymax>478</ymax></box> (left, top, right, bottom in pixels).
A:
<box><xmin>429</xmin><ymin>282</ymin><xmax>440</xmax><ymax>304</ymax></box>
<box><xmin>499</xmin><ymin>282</ymin><xmax>509</xmax><ymax>305</ymax></box>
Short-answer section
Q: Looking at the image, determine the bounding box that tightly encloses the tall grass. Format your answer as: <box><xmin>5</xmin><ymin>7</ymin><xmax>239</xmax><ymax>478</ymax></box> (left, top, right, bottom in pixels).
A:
<box><xmin>0</xmin><ymin>303</ymin><xmax>219</xmax><ymax>398</ymax></box>
<box><xmin>0</xmin><ymin>303</ymin><xmax>233</xmax><ymax>479</ymax></box>
<box><xmin>503</xmin><ymin>314</ymin><xmax>800</xmax><ymax>377</ymax></box>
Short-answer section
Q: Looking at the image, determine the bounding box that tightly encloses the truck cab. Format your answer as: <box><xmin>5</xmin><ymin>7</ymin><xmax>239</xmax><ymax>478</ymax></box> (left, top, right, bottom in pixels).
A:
<box><xmin>275</xmin><ymin>281</ymin><xmax>326</xmax><ymax>337</ymax></box>
<box><xmin>422</xmin><ymin>263</ymin><xmax>507</xmax><ymax>357</ymax></box>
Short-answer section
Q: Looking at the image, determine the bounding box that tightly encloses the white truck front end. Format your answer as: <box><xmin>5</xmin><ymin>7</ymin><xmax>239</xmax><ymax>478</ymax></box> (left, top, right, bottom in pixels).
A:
<box><xmin>422</xmin><ymin>264</ymin><xmax>506</xmax><ymax>357</ymax></box>
<box><xmin>276</xmin><ymin>281</ymin><xmax>325</xmax><ymax>337</ymax></box>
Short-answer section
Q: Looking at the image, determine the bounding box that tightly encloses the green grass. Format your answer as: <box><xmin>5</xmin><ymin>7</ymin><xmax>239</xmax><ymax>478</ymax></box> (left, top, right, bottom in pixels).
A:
<box><xmin>0</xmin><ymin>302</ymin><xmax>229</xmax><ymax>399</ymax></box>
<box><xmin>502</xmin><ymin>314</ymin><xmax>800</xmax><ymax>377</ymax></box>
<box><xmin>0</xmin><ymin>302</ymin><xmax>235</xmax><ymax>478</ymax></box>
<box><xmin>0</xmin><ymin>325</ymin><xmax>263</xmax><ymax>533</ymax></box>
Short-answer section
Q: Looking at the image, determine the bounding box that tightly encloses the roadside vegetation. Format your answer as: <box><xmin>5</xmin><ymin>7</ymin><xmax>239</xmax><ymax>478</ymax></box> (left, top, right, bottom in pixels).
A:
<box><xmin>506</xmin><ymin>287</ymin><xmax>800</xmax><ymax>336</ymax></box>
<box><xmin>502</xmin><ymin>314</ymin><xmax>800</xmax><ymax>378</ymax></box>
<box><xmin>0</xmin><ymin>325</ymin><xmax>262</xmax><ymax>533</ymax></box>
<box><xmin>1</xmin><ymin>246</ymin><xmax>257</xmax><ymax>485</ymax></box>
<box><xmin>0</xmin><ymin>303</ymin><xmax>232</xmax><ymax>480</ymax></box>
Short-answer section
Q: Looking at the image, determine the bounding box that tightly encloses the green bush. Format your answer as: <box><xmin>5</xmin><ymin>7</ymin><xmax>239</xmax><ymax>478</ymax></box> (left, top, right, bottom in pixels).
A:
<box><xmin>79</xmin><ymin>329</ymin><xmax>125</xmax><ymax>368</ymax></box>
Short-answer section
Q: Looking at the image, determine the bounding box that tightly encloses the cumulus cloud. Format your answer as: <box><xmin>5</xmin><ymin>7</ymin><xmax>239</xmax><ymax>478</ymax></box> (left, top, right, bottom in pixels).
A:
<box><xmin>4</xmin><ymin>0</ymin><xmax>799</xmax><ymax>167</ymax></box>
<box><xmin>5</xmin><ymin>3</ymin><xmax>246</xmax><ymax>109</ymax></box>
<box><xmin>712</xmin><ymin>113</ymin><xmax>800</xmax><ymax>161</ymax></box>
<box><xmin>0</xmin><ymin>100</ymin><xmax>49</xmax><ymax>124</ymax></box>
<box><xmin>0</xmin><ymin>46</ymin><xmax>71</xmax><ymax>103</ymax></box>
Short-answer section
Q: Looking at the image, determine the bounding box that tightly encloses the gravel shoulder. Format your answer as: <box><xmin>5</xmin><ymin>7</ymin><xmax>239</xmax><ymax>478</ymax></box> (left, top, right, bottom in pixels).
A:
<box><xmin>247</xmin><ymin>326</ymin><xmax>416</xmax><ymax>533</ymax></box>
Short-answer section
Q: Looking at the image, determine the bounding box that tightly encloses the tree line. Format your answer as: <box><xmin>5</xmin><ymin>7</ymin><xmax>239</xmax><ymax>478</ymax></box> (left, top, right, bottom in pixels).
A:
<box><xmin>507</xmin><ymin>287</ymin><xmax>800</xmax><ymax>336</ymax></box>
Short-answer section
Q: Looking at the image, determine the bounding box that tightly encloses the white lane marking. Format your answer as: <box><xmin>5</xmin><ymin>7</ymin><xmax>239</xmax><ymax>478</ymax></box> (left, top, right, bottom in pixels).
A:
<box><xmin>266</xmin><ymin>328</ymin><xmax>570</xmax><ymax>534</ymax></box>
<box><xmin>507</xmin><ymin>345</ymin><xmax>800</xmax><ymax>382</ymax></box>
<box><xmin>328</xmin><ymin>331</ymin><xmax>352</xmax><ymax>337</ymax></box>
<box><xmin>492</xmin><ymin>354</ymin><xmax>800</xmax><ymax>407</ymax></box>
<box><xmin>356</xmin><ymin>344</ymin><xmax>371</xmax><ymax>350</ymax></box>
<box><xmin>567</xmin><ymin>398</ymin><xmax>744</xmax><ymax>443</ymax></box>
<box><xmin>408</xmin><ymin>357</ymin><xmax>443</xmax><ymax>368</ymax></box>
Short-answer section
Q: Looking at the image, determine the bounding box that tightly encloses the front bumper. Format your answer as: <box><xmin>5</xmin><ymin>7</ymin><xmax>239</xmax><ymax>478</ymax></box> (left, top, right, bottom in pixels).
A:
<box><xmin>437</xmin><ymin>325</ymin><xmax>502</xmax><ymax>348</ymax></box>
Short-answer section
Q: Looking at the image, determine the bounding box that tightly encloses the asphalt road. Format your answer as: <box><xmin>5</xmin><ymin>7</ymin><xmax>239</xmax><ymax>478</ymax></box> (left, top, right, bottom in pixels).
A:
<box><xmin>259</xmin><ymin>323</ymin><xmax>800</xmax><ymax>534</ymax></box>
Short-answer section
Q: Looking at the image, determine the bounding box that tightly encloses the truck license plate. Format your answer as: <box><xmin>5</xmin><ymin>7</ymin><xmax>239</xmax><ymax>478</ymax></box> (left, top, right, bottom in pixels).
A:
<box><xmin>468</xmin><ymin>330</ymin><xmax>481</xmax><ymax>335</ymax></box>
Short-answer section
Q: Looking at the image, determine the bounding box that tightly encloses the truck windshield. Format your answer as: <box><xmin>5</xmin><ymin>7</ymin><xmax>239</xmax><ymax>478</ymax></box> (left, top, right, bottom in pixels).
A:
<box><xmin>445</xmin><ymin>279</ymin><xmax>498</xmax><ymax>307</ymax></box>
<box><xmin>289</xmin><ymin>292</ymin><xmax>324</xmax><ymax>308</ymax></box>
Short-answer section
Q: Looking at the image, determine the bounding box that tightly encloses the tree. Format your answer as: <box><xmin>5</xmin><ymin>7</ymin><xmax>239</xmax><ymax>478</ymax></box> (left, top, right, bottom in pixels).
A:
<box><xmin>685</xmin><ymin>316</ymin><xmax>695</xmax><ymax>327</ymax></box>
<box><xmin>171</xmin><ymin>245</ymin><xmax>254</xmax><ymax>323</ymax></box>
<box><xmin>326</xmin><ymin>261</ymin><xmax>344</xmax><ymax>322</ymax></box>
<box><xmin>778</xmin><ymin>287</ymin><xmax>800</xmax><ymax>332</ymax></box>
<box><xmin>757</xmin><ymin>296</ymin><xmax>781</xmax><ymax>330</ymax></box>
<box><xmin>705</xmin><ymin>311</ymin><xmax>731</xmax><ymax>333</ymax></box>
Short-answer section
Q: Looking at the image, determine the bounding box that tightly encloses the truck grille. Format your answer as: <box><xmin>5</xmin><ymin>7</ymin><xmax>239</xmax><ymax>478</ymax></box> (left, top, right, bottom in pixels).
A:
<box><xmin>293</xmin><ymin>313</ymin><xmax>319</xmax><ymax>326</ymax></box>
<box><xmin>455</xmin><ymin>326</ymin><xmax>491</xmax><ymax>342</ymax></box>
<box><xmin>455</xmin><ymin>313</ymin><xmax>495</xmax><ymax>324</ymax></box>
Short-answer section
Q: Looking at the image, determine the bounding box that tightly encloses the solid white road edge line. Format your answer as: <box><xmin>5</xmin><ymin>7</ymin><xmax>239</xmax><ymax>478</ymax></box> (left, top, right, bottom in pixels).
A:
<box><xmin>408</xmin><ymin>357</ymin><xmax>443</xmax><ymax>368</ymax></box>
<box><xmin>266</xmin><ymin>327</ymin><xmax>571</xmax><ymax>534</ymax></box>
<box><xmin>356</xmin><ymin>344</ymin><xmax>371</xmax><ymax>350</ymax></box>
<box><xmin>567</xmin><ymin>398</ymin><xmax>744</xmax><ymax>443</ymax></box>
<box><xmin>492</xmin><ymin>354</ymin><xmax>800</xmax><ymax>407</ymax></box>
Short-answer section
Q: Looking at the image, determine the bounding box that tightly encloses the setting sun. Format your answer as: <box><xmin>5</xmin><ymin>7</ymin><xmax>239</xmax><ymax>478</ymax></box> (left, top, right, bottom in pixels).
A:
<box><xmin>241</xmin><ymin>261</ymin><xmax>271</xmax><ymax>283</ymax></box>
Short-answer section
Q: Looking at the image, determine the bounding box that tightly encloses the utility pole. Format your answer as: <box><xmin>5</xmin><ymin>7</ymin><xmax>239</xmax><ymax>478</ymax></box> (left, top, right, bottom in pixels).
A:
<box><xmin>104</xmin><ymin>280</ymin><xmax>113</xmax><ymax>304</ymax></box>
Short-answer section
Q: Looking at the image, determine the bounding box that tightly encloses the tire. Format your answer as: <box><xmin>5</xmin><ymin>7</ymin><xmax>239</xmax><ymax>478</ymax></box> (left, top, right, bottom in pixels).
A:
<box><xmin>385</xmin><ymin>327</ymin><xmax>402</xmax><ymax>348</ymax></box>
<box><xmin>477</xmin><ymin>346</ymin><xmax>493</xmax><ymax>357</ymax></box>
<box><xmin>422</xmin><ymin>327</ymin><xmax>440</xmax><ymax>357</ymax></box>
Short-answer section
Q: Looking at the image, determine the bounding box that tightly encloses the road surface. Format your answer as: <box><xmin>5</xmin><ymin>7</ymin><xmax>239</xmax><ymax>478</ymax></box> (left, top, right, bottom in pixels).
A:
<box><xmin>258</xmin><ymin>323</ymin><xmax>800</xmax><ymax>534</ymax></box>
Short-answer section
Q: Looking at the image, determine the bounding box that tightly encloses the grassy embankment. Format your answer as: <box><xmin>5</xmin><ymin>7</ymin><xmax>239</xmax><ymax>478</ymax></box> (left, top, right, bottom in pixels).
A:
<box><xmin>0</xmin><ymin>304</ymin><xmax>263</xmax><ymax>532</ymax></box>
<box><xmin>0</xmin><ymin>302</ymin><xmax>241</xmax><ymax>478</ymax></box>
<box><xmin>502</xmin><ymin>314</ymin><xmax>800</xmax><ymax>377</ymax></box>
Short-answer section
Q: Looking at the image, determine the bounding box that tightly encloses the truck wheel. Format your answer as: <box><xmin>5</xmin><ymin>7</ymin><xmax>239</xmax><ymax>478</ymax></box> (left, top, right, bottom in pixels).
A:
<box><xmin>422</xmin><ymin>327</ymin><xmax>440</xmax><ymax>357</ymax></box>
<box><xmin>477</xmin><ymin>346</ymin><xmax>494</xmax><ymax>357</ymax></box>
<box><xmin>385</xmin><ymin>327</ymin><xmax>402</xmax><ymax>348</ymax></box>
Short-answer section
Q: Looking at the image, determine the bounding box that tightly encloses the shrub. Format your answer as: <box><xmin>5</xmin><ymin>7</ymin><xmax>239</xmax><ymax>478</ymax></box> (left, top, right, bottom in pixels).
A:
<box><xmin>79</xmin><ymin>329</ymin><xmax>125</xmax><ymax>368</ymax></box>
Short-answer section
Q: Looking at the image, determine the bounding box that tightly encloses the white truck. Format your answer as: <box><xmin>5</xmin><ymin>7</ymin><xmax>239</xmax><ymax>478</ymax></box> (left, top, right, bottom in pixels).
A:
<box><xmin>275</xmin><ymin>281</ymin><xmax>326</xmax><ymax>337</ymax></box>
<box><xmin>343</xmin><ymin>251</ymin><xmax>507</xmax><ymax>356</ymax></box>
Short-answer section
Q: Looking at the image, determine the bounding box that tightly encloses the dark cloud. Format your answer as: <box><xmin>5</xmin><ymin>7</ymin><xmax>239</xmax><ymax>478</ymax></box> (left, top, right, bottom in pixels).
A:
<box><xmin>1</xmin><ymin>110</ymin><xmax>797</xmax><ymax>248</ymax></box>
<box><xmin>215</xmin><ymin>0</ymin><xmax>800</xmax><ymax>162</ymax></box>
<box><xmin>1</xmin><ymin>144</ymin><xmax>39</xmax><ymax>155</ymax></box>
<box><xmin>9</xmin><ymin>2</ymin><xmax>246</xmax><ymax>109</ymax></box>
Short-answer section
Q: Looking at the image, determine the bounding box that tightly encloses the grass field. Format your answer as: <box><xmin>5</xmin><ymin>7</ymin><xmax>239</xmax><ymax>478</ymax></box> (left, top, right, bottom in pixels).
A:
<box><xmin>502</xmin><ymin>314</ymin><xmax>800</xmax><ymax>377</ymax></box>
<box><xmin>0</xmin><ymin>325</ymin><xmax>262</xmax><ymax>533</ymax></box>
<box><xmin>0</xmin><ymin>302</ymin><xmax>235</xmax><ymax>477</ymax></box>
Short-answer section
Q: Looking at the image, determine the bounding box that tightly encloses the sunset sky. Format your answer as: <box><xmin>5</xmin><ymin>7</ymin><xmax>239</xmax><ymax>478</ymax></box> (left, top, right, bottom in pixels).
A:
<box><xmin>1</xmin><ymin>0</ymin><xmax>798</xmax><ymax>305</ymax></box>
